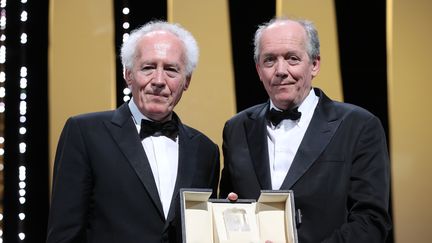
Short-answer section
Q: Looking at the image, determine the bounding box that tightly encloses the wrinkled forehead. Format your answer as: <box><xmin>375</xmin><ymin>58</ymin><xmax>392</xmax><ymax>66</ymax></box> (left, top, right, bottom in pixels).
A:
<box><xmin>263</xmin><ymin>21</ymin><xmax>307</xmax><ymax>42</ymax></box>
<box><xmin>131</xmin><ymin>31</ymin><xmax>186</xmax><ymax>69</ymax></box>
<box><xmin>138</xmin><ymin>31</ymin><xmax>185</xmax><ymax>55</ymax></box>
<box><xmin>141</xmin><ymin>30</ymin><xmax>182</xmax><ymax>47</ymax></box>
<box><xmin>257</xmin><ymin>21</ymin><xmax>309</xmax><ymax>57</ymax></box>
<box><xmin>144</xmin><ymin>29</ymin><xmax>176</xmax><ymax>38</ymax></box>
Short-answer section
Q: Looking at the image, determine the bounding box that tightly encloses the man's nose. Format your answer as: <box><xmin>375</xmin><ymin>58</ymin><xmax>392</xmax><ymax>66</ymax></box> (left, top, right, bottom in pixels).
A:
<box><xmin>152</xmin><ymin>68</ymin><xmax>165</xmax><ymax>87</ymax></box>
<box><xmin>275</xmin><ymin>59</ymin><xmax>289</xmax><ymax>79</ymax></box>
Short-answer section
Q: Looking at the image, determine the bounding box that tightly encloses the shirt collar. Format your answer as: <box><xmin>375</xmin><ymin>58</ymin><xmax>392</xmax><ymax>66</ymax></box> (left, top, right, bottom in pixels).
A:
<box><xmin>269</xmin><ymin>88</ymin><xmax>318</xmax><ymax>127</ymax></box>
<box><xmin>298</xmin><ymin>88</ymin><xmax>318</xmax><ymax>113</ymax></box>
<box><xmin>128</xmin><ymin>98</ymin><xmax>173</xmax><ymax>125</ymax></box>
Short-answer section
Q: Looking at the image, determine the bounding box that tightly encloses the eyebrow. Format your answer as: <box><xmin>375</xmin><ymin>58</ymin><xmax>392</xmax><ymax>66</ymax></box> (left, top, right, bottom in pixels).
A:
<box><xmin>262</xmin><ymin>50</ymin><xmax>301</xmax><ymax>58</ymax></box>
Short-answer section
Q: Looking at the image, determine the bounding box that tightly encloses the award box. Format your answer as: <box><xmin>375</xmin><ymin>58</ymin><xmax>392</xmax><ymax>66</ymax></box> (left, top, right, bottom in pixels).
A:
<box><xmin>180</xmin><ymin>189</ymin><xmax>298</xmax><ymax>243</ymax></box>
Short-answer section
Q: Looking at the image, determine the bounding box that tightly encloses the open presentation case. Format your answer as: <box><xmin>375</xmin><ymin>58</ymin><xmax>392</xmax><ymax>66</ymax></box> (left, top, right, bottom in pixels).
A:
<box><xmin>180</xmin><ymin>189</ymin><xmax>298</xmax><ymax>243</ymax></box>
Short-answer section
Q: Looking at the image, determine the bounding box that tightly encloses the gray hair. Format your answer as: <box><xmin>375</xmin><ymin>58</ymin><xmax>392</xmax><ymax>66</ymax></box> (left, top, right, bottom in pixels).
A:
<box><xmin>120</xmin><ymin>21</ymin><xmax>199</xmax><ymax>77</ymax></box>
<box><xmin>253</xmin><ymin>17</ymin><xmax>320</xmax><ymax>63</ymax></box>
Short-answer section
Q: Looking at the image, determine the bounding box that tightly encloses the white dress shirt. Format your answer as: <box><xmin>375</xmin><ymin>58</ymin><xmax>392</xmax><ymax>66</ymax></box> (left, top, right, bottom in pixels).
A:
<box><xmin>129</xmin><ymin>100</ymin><xmax>178</xmax><ymax>219</ymax></box>
<box><xmin>267</xmin><ymin>89</ymin><xmax>319</xmax><ymax>190</ymax></box>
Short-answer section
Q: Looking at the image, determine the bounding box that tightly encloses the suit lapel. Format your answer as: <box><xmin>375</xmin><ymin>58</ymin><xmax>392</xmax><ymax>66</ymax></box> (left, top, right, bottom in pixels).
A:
<box><xmin>105</xmin><ymin>103</ymin><xmax>164</xmax><ymax>218</ymax></box>
<box><xmin>280</xmin><ymin>88</ymin><xmax>342</xmax><ymax>189</ymax></box>
<box><xmin>244</xmin><ymin>103</ymin><xmax>272</xmax><ymax>190</ymax></box>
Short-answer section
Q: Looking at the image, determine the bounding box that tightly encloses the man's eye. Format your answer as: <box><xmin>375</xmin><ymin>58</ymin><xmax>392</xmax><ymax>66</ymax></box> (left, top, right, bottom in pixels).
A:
<box><xmin>141</xmin><ymin>66</ymin><xmax>155</xmax><ymax>75</ymax></box>
<box><xmin>287</xmin><ymin>56</ymin><xmax>300</xmax><ymax>64</ymax></box>
<box><xmin>165</xmin><ymin>67</ymin><xmax>179</xmax><ymax>78</ymax></box>
<box><xmin>142</xmin><ymin>66</ymin><xmax>154</xmax><ymax>71</ymax></box>
<box><xmin>263</xmin><ymin>58</ymin><xmax>274</xmax><ymax>67</ymax></box>
<box><xmin>167</xmin><ymin>73</ymin><xmax>178</xmax><ymax>78</ymax></box>
<box><xmin>166</xmin><ymin>67</ymin><xmax>178</xmax><ymax>72</ymax></box>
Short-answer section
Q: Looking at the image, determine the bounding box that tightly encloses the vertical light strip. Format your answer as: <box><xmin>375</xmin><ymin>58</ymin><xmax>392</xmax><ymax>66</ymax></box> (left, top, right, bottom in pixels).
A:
<box><xmin>167</xmin><ymin>0</ymin><xmax>173</xmax><ymax>22</ymax></box>
<box><xmin>276</xmin><ymin>0</ymin><xmax>283</xmax><ymax>17</ymax></box>
<box><xmin>279</xmin><ymin>0</ymin><xmax>343</xmax><ymax>101</ymax></box>
<box><xmin>121</xmin><ymin>0</ymin><xmax>131</xmax><ymax>102</ymax></box>
<box><xmin>0</xmin><ymin>0</ymin><xmax>6</xmax><ymax>242</ymax></box>
<box><xmin>17</xmin><ymin>0</ymin><xmax>28</xmax><ymax>241</ymax></box>
<box><xmin>386</xmin><ymin>0</ymin><xmax>393</xmax><ymax>118</ymax></box>
<box><xmin>386</xmin><ymin>0</ymin><xmax>395</xmax><ymax>240</ymax></box>
<box><xmin>170</xmin><ymin>0</ymin><xmax>236</xmax><ymax>148</ymax></box>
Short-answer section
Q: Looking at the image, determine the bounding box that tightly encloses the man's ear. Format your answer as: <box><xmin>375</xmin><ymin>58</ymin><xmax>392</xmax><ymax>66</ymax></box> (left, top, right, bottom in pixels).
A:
<box><xmin>183</xmin><ymin>75</ymin><xmax>192</xmax><ymax>91</ymax></box>
<box><xmin>256</xmin><ymin>63</ymin><xmax>264</xmax><ymax>83</ymax></box>
<box><xmin>311</xmin><ymin>56</ymin><xmax>321</xmax><ymax>77</ymax></box>
<box><xmin>124</xmin><ymin>69</ymin><xmax>133</xmax><ymax>87</ymax></box>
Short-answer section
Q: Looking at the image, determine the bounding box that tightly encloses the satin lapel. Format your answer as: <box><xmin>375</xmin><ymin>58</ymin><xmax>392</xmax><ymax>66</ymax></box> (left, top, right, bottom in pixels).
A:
<box><xmin>280</xmin><ymin>90</ymin><xmax>341</xmax><ymax>189</ymax></box>
<box><xmin>165</xmin><ymin>122</ymin><xmax>198</xmax><ymax>224</ymax></box>
<box><xmin>105</xmin><ymin>104</ymin><xmax>164</xmax><ymax>218</ymax></box>
<box><xmin>244</xmin><ymin>103</ymin><xmax>272</xmax><ymax>190</ymax></box>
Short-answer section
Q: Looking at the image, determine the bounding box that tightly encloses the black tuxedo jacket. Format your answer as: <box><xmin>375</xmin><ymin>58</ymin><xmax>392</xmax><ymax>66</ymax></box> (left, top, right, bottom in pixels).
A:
<box><xmin>219</xmin><ymin>88</ymin><xmax>391</xmax><ymax>243</ymax></box>
<box><xmin>47</xmin><ymin>103</ymin><xmax>220</xmax><ymax>243</ymax></box>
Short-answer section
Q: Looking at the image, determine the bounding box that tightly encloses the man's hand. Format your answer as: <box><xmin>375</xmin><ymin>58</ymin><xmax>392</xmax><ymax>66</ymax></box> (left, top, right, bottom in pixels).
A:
<box><xmin>227</xmin><ymin>192</ymin><xmax>238</xmax><ymax>202</ymax></box>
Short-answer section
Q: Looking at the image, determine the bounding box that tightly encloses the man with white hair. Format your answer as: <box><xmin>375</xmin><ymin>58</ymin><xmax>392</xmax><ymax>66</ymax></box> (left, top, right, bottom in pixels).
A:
<box><xmin>47</xmin><ymin>21</ymin><xmax>220</xmax><ymax>243</ymax></box>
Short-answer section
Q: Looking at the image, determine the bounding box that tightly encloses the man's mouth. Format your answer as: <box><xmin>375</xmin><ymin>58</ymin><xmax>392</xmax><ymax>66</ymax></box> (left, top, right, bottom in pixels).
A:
<box><xmin>147</xmin><ymin>92</ymin><xmax>169</xmax><ymax>98</ymax></box>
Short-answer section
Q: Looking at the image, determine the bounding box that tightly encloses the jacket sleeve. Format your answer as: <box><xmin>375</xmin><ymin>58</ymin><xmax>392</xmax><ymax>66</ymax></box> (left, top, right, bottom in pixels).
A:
<box><xmin>210</xmin><ymin>144</ymin><xmax>221</xmax><ymax>198</ymax></box>
<box><xmin>322</xmin><ymin>115</ymin><xmax>392</xmax><ymax>243</ymax></box>
<box><xmin>47</xmin><ymin>117</ymin><xmax>92</xmax><ymax>243</ymax></box>
<box><xmin>218</xmin><ymin>122</ymin><xmax>233</xmax><ymax>199</ymax></box>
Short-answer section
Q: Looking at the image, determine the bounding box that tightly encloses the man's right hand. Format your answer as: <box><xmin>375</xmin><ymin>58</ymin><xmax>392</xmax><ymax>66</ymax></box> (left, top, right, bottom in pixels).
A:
<box><xmin>227</xmin><ymin>192</ymin><xmax>238</xmax><ymax>202</ymax></box>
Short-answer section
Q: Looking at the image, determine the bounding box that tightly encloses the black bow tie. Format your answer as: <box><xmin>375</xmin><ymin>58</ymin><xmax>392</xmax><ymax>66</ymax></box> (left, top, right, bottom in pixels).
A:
<box><xmin>140</xmin><ymin>119</ymin><xmax>179</xmax><ymax>141</ymax></box>
<box><xmin>267</xmin><ymin>108</ymin><xmax>302</xmax><ymax>126</ymax></box>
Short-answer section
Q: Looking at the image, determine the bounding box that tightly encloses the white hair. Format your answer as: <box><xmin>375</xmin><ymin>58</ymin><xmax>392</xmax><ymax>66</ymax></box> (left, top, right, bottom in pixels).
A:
<box><xmin>120</xmin><ymin>21</ymin><xmax>199</xmax><ymax>77</ymax></box>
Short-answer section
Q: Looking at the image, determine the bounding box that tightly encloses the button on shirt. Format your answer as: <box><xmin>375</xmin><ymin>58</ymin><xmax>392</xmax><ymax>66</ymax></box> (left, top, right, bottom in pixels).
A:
<box><xmin>129</xmin><ymin>100</ymin><xmax>178</xmax><ymax>219</ymax></box>
<box><xmin>267</xmin><ymin>89</ymin><xmax>319</xmax><ymax>190</ymax></box>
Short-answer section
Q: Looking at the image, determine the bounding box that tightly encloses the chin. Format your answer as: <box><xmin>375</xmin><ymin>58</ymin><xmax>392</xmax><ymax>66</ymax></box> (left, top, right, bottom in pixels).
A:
<box><xmin>141</xmin><ymin>104</ymin><xmax>167</xmax><ymax>117</ymax></box>
<box><xmin>274</xmin><ymin>98</ymin><xmax>296</xmax><ymax>109</ymax></box>
<box><xmin>147</xmin><ymin>108</ymin><xmax>168</xmax><ymax>115</ymax></box>
<box><xmin>157</xmin><ymin>107</ymin><xmax>175</xmax><ymax>115</ymax></box>
<box><xmin>275</xmin><ymin>94</ymin><xmax>295</xmax><ymax>102</ymax></box>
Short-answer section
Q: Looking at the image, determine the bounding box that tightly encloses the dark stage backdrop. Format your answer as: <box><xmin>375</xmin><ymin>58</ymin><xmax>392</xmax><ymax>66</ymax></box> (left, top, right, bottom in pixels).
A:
<box><xmin>1</xmin><ymin>0</ymin><xmax>393</xmax><ymax>242</ymax></box>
